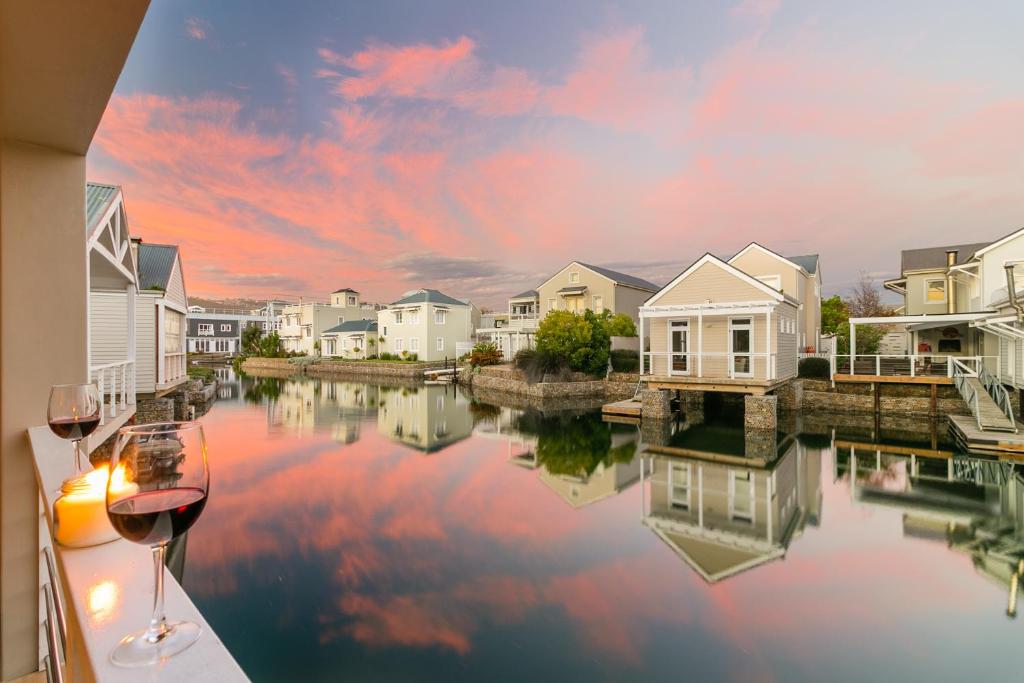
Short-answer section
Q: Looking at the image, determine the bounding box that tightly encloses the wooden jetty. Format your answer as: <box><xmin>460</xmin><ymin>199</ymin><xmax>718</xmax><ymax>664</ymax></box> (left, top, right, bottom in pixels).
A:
<box><xmin>949</xmin><ymin>415</ymin><xmax>1024</xmax><ymax>454</ymax></box>
<box><xmin>602</xmin><ymin>398</ymin><xmax>642</xmax><ymax>418</ymax></box>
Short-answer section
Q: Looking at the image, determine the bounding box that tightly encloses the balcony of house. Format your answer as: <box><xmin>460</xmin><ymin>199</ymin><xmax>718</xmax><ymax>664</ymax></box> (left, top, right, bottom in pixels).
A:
<box><xmin>507</xmin><ymin>291</ymin><xmax>540</xmax><ymax>330</ymax></box>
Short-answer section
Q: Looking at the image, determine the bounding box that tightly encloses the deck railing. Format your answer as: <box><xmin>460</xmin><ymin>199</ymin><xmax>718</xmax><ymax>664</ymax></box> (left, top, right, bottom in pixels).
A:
<box><xmin>978</xmin><ymin>362</ymin><xmax>1017</xmax><ymax>430</ymax></box>
<box><xmin>642</xmin><ymin>351</ymin><xmax>779</xmax><ymax>380</ymax></box>
<box><xmin>163</xmin><ymin>351</ymin><xmax>187</xmax><ymax>386</ymax></box>
<box><xmin>507</xmin><ymin>313</ymin><xmax>540</xmax><ymax>330</ymax></box>
<box><xmin>89</xmin><ymin>359</ymin><xmax>135</xmax><ymax>425</ymax></box>
<box><xmin>826</xmin><ymin>354</ymin><xmax>1000</xmax><ymax>379</ymax></box>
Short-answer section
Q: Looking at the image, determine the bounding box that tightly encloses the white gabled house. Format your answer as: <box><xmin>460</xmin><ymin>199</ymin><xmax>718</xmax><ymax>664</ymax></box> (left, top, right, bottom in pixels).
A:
<box><xmin>639</xmin><ymin>253</ymin><xmax>800</xmax><ymax>385</ymax></box>
<box><xmin>85</xmin><ymin>183</ymin><xmax>139</xmax><ymax>441</ymax></box>
<box><xmin>133</xmin><ymin>240</ymin><xmax>189</xmax><ymax>394</ymax></box>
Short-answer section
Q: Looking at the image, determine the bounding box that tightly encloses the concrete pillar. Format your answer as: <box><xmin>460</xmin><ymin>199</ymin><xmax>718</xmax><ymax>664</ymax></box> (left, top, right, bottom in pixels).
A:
<box><xmin>744</xmin><ymin>394</ymin><xmax>778</xmax><ymax>430</ymax></box>
<box><xmin>640</xmin><ymin>389</ymin><xmax>673</xmax><ymax>420</ymax></box>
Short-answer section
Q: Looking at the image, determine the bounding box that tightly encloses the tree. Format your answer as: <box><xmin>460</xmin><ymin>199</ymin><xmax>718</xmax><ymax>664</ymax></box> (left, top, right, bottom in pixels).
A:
<box><xmin>848</xmin><ymin>272</ymin><xmax>888</xmax><ymax>318</ymax></box>
<box><xmin>820</xmin><ymin>296</ymin><xmax>848</xmax><ymax>336</ymax></box>
<box><xmin>258</xmin><ymin>331</ymin><xmax>282</xmax><ymax>358</ymax></box>
<box><xmin>597</xmin><ymin>311</ymin><xmax>637</xmax><ymax>337</ymax></box>
<box><xmin>534</xmin><ymin>310</ymin><xmax>611</xmax><ymax>376</ymax></box>
<box><xmin>241</xmin><ymin>324</ymin><xmax>263</xmax><ymax>355</ymax></box>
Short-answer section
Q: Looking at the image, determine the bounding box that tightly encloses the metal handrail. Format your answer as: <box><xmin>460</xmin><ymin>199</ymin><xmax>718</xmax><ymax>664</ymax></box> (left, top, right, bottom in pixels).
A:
<box><xmin>42</xmin><ymin>547</ymin><xmax>66</xmax><ymax>655</ymax></box>
<box><xmin>42</xmin><ymin>583</ymin><xmax>65</xmax><ymax>683</ymax></box>
<box><xmin>952</xmin><ymin>366</ymin><xmax>983</xmax><ymax>431</ymax></box>
<box><xmin>979</xmin><ymin>363</ymin><xmax>1017</xmax><ymax>431</ymax></box>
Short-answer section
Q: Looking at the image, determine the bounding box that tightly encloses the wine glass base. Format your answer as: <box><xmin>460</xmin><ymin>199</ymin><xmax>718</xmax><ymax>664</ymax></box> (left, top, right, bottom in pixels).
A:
<box><xmin>110</xmin><ymin>621</ymin><xmax>202</xmax><ymax>667</ymax></box>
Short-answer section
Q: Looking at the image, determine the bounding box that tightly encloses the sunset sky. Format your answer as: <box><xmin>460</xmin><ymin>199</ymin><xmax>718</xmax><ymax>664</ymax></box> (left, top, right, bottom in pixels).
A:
<box><xmin>87</xmin><ymin>0</ymin><xmax>1024</xmax><ymax>308</ymax></box>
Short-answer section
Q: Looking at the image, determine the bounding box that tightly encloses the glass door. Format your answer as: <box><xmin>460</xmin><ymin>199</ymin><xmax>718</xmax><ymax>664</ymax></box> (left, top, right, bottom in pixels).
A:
<box><xmin>669</xmin><ymin>320</ymin><xmax>689</xmax><ymax>375</ymax></box>
<box><xmin>729</xmin><ymin>317</ymin><xmax>753</xmax><ymax>378</ymax></box>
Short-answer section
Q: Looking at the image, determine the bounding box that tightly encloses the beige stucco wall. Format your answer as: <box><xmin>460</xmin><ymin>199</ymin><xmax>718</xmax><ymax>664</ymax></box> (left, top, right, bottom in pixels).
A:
<box><xmin>1</xmin><ymin>141</ymin><xmax>89</xmax><ymax>675</ymax></box>
<box><xmin>538</xmin><ymin>263</ymin><xmax>618</xmax><ymax>317</ymax></box>
<box><xmin>903</xmin><ymin>271</ymin><xmax>951</xmax><ymax>315</ymax></box>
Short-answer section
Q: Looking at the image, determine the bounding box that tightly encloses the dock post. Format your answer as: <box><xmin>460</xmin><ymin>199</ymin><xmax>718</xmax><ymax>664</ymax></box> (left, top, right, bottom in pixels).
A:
<box><xmin>744</xmin><ymin>394</ymin><xmax>777</xmax><ymax>431</ymax></box>
<box><xmin>640</xmin><ymin>389</ymin><xmax>673</xmax><ymax>420</ymax></box>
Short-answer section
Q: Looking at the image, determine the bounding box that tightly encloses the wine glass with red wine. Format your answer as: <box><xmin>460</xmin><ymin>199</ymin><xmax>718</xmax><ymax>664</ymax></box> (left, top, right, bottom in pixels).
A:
<box><xmin>47</xmin><ymin>383</ymin><xmax>101</xmax><ymax>476</ymax></box>
<box><xmin>106</xmin><ymin>422</ymin><xmax>209</xmax><ymax>667</ymax></box>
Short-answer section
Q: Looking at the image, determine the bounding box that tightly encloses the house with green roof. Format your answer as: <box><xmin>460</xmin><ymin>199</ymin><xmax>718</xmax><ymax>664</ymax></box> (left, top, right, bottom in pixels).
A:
<box><xmin>377</xmin><ymin>289</ymin><xmax>479</xmax><ymax>361</ymax></box>
<box><xmin>320</xmin><ymin>319</ymin><xmax>378</xmax><ymax>359</ymax></box>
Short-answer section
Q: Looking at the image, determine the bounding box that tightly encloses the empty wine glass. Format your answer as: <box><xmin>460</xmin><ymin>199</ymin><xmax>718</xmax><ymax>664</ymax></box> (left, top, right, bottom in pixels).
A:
<box><xmin>106</xmin><ymin>422</ymin><xmax>210</xmax><ymax>667</ymax></box>
<box><xmin>48</xmin><ymin>383</ymin><xmax>101</xmax><ymax>477</ymax></box>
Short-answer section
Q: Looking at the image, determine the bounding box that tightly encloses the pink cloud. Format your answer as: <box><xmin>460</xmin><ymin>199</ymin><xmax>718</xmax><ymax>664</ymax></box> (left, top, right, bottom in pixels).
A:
<box><xmin>185</xmin><ymin>16</ymin><xmax>210</xmax><ymax>41</ymax></box>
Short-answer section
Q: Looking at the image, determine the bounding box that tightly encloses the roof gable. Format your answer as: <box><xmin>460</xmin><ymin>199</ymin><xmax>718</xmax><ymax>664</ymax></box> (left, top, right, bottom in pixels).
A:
<box><xmin>537</xmin><ymin>261</ymin><xmax>659</xmax><ymax>293</ymax></box>
<box><xmin>900</xmin><ymin>242</ymin><xmax>989</xmax><ymax>272</ymax></box>
<box><xmin>391</xmin><ymin>288</ymin><xmax>468</xmax><ymax>307</ymax></box>
<box><xmin>729</xmin><ymin>242</ymin><xmax>810</xmax><ymax>277</ymax></box>
<box><xmin>645</xmin><ymin>254</ymin><xmax>785</xmax><ymax>306</ymax></box>
<box><xmin>973</xmin><ymin>227</ymin><xmax>1024</xmax><ymax>259</ymax></box>
<box><xmin>137</xmin><ymin>243</ymin><xmax>179</xmax><ymax>291</ymax></box>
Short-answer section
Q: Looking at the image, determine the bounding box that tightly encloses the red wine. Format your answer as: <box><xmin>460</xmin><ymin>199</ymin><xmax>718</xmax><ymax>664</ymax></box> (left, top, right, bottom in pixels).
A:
<box><xmin>48</xmin><ymin>415</ymin><xmax>100</xmax><ymax>440</ymax></box>
<box><xmin>107</xmin><ymin>488</ymin><xmax>207</xmax><ymax>545</ymax></box>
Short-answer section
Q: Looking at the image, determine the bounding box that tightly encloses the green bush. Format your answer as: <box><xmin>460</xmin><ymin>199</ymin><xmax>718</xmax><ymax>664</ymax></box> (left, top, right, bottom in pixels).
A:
<box><xmin>609</xmin><ymin>349</ymin><xmax>639</xmax><ymax>372</ymax></box>
<box><xmin>598</xmin><ymin>311</ymin><xmax>637</xmax><ymax>337</ymax></box>
<box><xmin>514</xmin><ymin>348</ymin><xmax>560</xmax><ymax>384</ymax></box>
<box><xmin>468</xmin><ymin>341</ymin><xmax>502</xmax><ymax>367</ymax></box>
<box><xmin>187</xmin><ymin>365</ymin><xmax>215</xmax><ymax>382</ymax></box>
<box><xmin>798</xmin><ymin>357</ymin><xmax>831</xmax><ymax>379</ymax></box>
<box><xmin>534</xmin><ymin>309</ymin><xmax>610</xmax><ymax>377</ymax></box>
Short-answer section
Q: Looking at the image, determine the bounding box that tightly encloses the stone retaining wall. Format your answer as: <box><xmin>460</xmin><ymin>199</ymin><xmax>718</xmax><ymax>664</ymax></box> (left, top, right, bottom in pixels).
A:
<box><xmin>136</xmin><ymin>397</ymin><xmax>174</xmax><ymax>424</ymax></box>
<box><xmin>308</xmin><ymin>359</ymin><xmax>445</xmax><ymax>379</ymax></box>
<box><xmin>777</xmin><ymin>378</ymin><xmax>971</xmax><ymax>418</ymax></box>
<box><xmin>744</xmin><ymin>395</ymin><xmax>778</xmax><ymax>430</ymax></box>
<box><xmin>462</xmin><ymin>365</ymin><xmax>638</xmax><ymax>400</ymax></box>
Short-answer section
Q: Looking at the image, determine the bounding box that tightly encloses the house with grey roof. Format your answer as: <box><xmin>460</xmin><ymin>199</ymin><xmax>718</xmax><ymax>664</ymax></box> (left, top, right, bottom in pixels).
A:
<box><xmin>321</xmin><ymin>319</ymin><xmax>378</xmax><ymax>359</ymax></box>
<box><xmin>86</xmin><ymin>182</ymin><xmax>140</xmax><ymax>441</ymax></box>
<box><xmin>133</xmin><ymin>239</ymin><xmax>189</xmax><ymax>395</ymax></box>
<box><xmin>377</xmin><ymin>289</ymin><xmax>479</xmax><ymax>361</ymax></box>
<box><xmin>279</xmin><ymin>288</ymin><xmax>381</xmax><ymax>355</ymax></box>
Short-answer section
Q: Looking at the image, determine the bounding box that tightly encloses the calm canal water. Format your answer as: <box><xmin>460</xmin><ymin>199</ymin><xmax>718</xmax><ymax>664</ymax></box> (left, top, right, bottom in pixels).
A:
<box><xmin>179</xmin><ymin>369</ymin><xmax>1023</xmax><ymax>682</ymax></box>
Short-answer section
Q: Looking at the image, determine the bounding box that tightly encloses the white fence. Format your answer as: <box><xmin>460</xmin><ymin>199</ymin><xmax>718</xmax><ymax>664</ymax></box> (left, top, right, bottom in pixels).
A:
<box><xmin>90</xmin><ymin>360</ymin><xmax>135</xmax><ymax>425</ymax></box>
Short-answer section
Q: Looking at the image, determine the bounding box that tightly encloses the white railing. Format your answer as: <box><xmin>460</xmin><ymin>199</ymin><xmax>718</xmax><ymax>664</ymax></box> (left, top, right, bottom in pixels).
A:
<box><xmin>978</xmin><ymin>362</ymin><xmax>1017</xmax><ymax>430</ymax></box>
<box><xmin>507</xmin><ymin>313</ymin><xmax>540</xmax><ymax>330</ymax></box>
<box><xmin>163</xmin><ymin>351</ymin><xmax>187</xmax><ymax>386</ymax></box>
<box><xmin>89</xmin><ymin>360</ymin><xmax>135</xmax><ymax>425</ymax></box>
<box><xmin>952</xmin><ymin>359</ymin><xmax>984</xmax><ymax>431</ymax></box>
<box><xmin>642</xmin><ymin>351</ymin><xmax>779</xmax><ymax>380</ymax></box>
<box><xmin>828</xmin><ymin>354</ymin><xmax>1000</xmax><ymax>379</ymax></box>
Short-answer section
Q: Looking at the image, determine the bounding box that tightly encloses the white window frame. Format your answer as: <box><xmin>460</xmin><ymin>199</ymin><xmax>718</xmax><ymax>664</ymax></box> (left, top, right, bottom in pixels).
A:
<box><xmin>394</xmin><ymin>338</ymin><xmax>404</xmax><ymax>352</ymax></box>
<box><xmin>410</xmin><ymin>337</ymin><xmax>419</xmax><ymax>352</ymax></box>
<box><xmin>728</xmin><ymin>316</ymin><xmax>754</xmax><ymax>379</ymax></box>
<box><xmin>755</xmin><ymin>274</ymin><xmax>782</xmax><ymax>291</ymax></box>
<box><xmin>435</xmin><ymin>309</ymin><xmax>446</xmax><ymax>324</ymax></box>
<box><xmin>668</xmin><ymin>462</ymin><xmax>691</xmax><ymax>510</ymax></box>
<box><xmin>548</xmin><ymin>298</ymin><xmax>556</xmax><ymax>312</ymax></box>
<box><xmin>394</xmin><ymin>311</ymin><xmax>403</xmax><ymax>324</ymax></box>
<box><xmin>409</xmin><ymin>310</ymin><xmax>420</xmax><ymax>325</ymax></box>
<box><xmin>347</xmin><ymin>295</ymin><xmax>357</xmax><ymax>306</ymax></box>
<box><xmin>729</xmin><ymin>470</ymin><xmax>755</xmax><ymax>523</ymax></box>
<box><xmin>592</xmin><ymin>295</ymin><xmax>603</xmax><ymax>312</ymax></box>
<box><xmin>436</xmin><ymin>337</ymin><xmax>444</xmax><ymax>351</ymax></box>
<box><xmin>569</xmin><ymin>271</ymin><xmax>580</xmax><ymax>283</ymax></box>
<box><xmin>197</xmin><ymin>323</ymin><xmax>213</xmax><ymax>336</ymax></box>
<box><xmin>924</xmin><ymin>278</ymin><xmax>947</xmax><ymax>304</ymax></box>
<box><xmin>219</xmin><ymin>323</ymin><xmax>231</xmax><ymax>332</ymax></box>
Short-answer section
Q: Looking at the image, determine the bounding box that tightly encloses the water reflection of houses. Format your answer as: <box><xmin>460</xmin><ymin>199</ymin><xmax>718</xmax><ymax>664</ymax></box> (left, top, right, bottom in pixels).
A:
<box><xmin>265</xmin><ymin>377</ymin><xmax>379</xmax><ymax>444</ymax></box>
<box><xmin>477</xmin><ymin>406</ymin><xmax>641</xmax><ymax>508</ymax></box>
<box><xmin>377</xmin><ymin>384</ymin><xmax>474</xmax><ymax>453</ymax></box>
<box><xmin>836</xmin><ymin>435</ymin><xmax>1024</xmax><ymax>614</ymax></box>
<box><xmin>642</xmin><ymin>437</ymin><xmax>821</xmax><ymax>583</ymax></box>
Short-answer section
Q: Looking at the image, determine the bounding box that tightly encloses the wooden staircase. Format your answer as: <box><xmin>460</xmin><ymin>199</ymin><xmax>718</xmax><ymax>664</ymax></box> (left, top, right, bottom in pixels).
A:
<box><xmin>963</xmin><ymin>376</ymin><xmax>1017</xmax><ymax>432</ymax></box>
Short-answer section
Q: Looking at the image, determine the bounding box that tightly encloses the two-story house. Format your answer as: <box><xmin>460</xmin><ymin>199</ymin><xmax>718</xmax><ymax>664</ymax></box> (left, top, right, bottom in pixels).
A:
<box><xmin>481</xmin><ymin>262</ymin><xmax>660</xmax><ymax>357</ymax></box>
<box><xmin>377</xmin><ymin>289</ymin><xmax>478</xmax><ymax>361</ymax></box>
<box><xmin>133</xmin><ymin>241</ymin><xmax>189</xmax><ymax>395</ymax></box>
<box><xmin>279</xmin><ymin>288</ymin><xmax>380</xmax><ymax>355</ymax></box>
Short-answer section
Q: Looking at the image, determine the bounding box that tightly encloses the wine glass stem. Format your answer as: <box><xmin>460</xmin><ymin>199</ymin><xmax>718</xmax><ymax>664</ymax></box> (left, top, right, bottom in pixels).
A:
<box><xmin>73</xmin><ymin>439</ymin><xmax>84</xmax><ymax>475</ymax></box>
<box><xmin>144</xmin><ymin>544</ymin><xmax>170</xmax><ymax>644</ymax></box>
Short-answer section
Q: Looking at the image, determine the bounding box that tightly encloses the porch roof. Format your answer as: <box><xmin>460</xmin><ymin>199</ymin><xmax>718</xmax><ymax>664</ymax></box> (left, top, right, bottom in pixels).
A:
<box><xmin>640</xmin><ymin>299</ymin><xmax>787</xmax><ymax>318</ymax></box>
<box><xmin>850</xmin><ymin>312</ymin><xmax>993</xmax><ymax>326</ymax></box>
<box><xmin>557</xmin><ymin>285</ymin><xmax>588</xmax><ymax>295</ymax></box>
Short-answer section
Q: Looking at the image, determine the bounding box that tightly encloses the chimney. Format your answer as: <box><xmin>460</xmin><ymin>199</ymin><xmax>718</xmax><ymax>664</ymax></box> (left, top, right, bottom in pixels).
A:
<box><xmin>945</xmin><ymin>250</ymin><xmax>957</xmax><ymax>314</ymax></box>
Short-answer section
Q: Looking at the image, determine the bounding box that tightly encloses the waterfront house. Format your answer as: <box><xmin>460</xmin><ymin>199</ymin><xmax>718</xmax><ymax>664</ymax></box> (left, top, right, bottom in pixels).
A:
<box><xmin>377</xmin><ymin>385</ymin><xmax>474</xmax><ymax>452</ymax></box>
<box><xmin>377</xmin><ymin>289</ymin><xmax>478</xmax><ymax>361</ymax></box>
<box><xmin>643</xmin><ymin>437</ymin><xmax>820</xmax><ymax>583</ymax></box>
<box><xmin>320</xmin><ymin>319</ymin><xmax>378</xmax><ymax>359</ymax></box>
<box><xmin>280</xmin><ymin>288</ymin><xmax>380</xmax><ymax>355</ymax></box>
<box><xmin>481</xmin><ymin>261</ymin><xmax>660</xmax><ymax>357</ymax></box>
<box><xmin>639</xmin><ymin>253</ymin><xmax>801</xmax><ymax>387</ymax></box>
<box><xmin>727</xmin><ymin>243</ymin><xmax>822</xmax><ymax>352</ymax></box>
<box><xmin>188</xmin><ymin>300</ymin><xmax>291</xmax><ymax>355</ymax></box>
<box><xmin>85</xmin><ymin>182</ymin><xmax>140</xmax><ymax>442</ymax></box>
<box><xmin>133</xmin><ymin>241</ymin><xmax>189</xmax><ymax>395</ymax></box>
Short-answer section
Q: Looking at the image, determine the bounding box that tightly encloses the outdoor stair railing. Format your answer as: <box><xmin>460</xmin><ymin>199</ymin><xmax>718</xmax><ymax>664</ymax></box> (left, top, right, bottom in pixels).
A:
<box><xmin>979</xmin><ymin>362</ymin><xmax>1017</xmax><ymax>432</ymax></box>
<box><xmin>951</xmin><ymin>358</ymin><xmax>984</xmax><ymax>432</ymax></box>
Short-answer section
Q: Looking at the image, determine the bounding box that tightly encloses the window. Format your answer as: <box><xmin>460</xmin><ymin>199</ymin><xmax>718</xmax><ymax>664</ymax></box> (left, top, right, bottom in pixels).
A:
<box><xmin>569</xmin><ymin>271</ymin><xmax>579</xmax><ymax>283</ymax></box>
<box><xmin>409</xmin><ymin>310</ymin><xmax>419</xmax><ymax>325</ymax></box>
<box><xmin>220</xmin><ymin>323</ymin><xmax>231</xmax><ymax>332</ymax></box>
<box><xmin>410</xmin><ymin>337</ymin><xmax>419</xmax><ymax>352</ymax></box>
<box><xmin>592</xmin><ymin>295</ymin><xmax>603</xmax><ymax>313</ymax></box>
<box><xmin>435</xmin><ymin>309</ymin><xmax>446</xmax><ymax>324</ymax></box>
<box><xmin>756</xmin><ymin>274</ymin><xmax>782</xmax><ymax>291</ymax></box>
<box><xmin>669</xmin><ymin>463</ymin><xmax>691</xmax><ymax>510</ymax></box>
<box><xmin>394</xmin><ymin>311</ymin><xmax>403</xmax><ymax>324</ymax></box>
<box><xmin>436</xmin><ymin>337</ymin><xmax>444</xmax><ymax>351</ymax></box>
<box><xmin>347</xmin><ymin>295</ymin><xmax>357</xmax><ymax>306</ymax></box>
<box><xmin>383</xmin><ymin>326</ymin><xmax>388</xmax><ymax>336</ymax></box>
<box><xmin>303</xmin><ymin>326</ymin><xmax>311</xmax><ymax>337</ymax></box>
<box><xmin>925</xmin><ymin>278</ymin><xmax>946</xmax><ymax>303</ymax></box>
<box><xmin>548</xmin><ymin>298</ymin><xmax>556</xmax><ymax>312</ymax></box>
<box><xmin>729</xmin><ymin>471</ymin><xmax>755</xmax><ymax>522</ymax></box>
<box><xmin>165</xmin><ymin>311</ymin><xmax>183</xmax><ymax>353</ymax></box>
<box><xmin>198</xmin><ymin>323</ymin><xmax>213</xmax><ymax>336</ymax></box>
<box><xmin>338</xmin><ymin>316</ymin><xmax>345</xmax><ymax>324</ymax></box>
<box><xmin>394</xmin><ymin>338</ymin><xmax>404</xmax><ymax>351</ymax></box>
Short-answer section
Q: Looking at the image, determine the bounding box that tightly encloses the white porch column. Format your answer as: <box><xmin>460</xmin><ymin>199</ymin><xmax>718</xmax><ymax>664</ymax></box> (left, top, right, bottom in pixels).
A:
<box><xmin>639</xmin><ymin>313</ymin><xmax>645</xmax><ymax>375</ymax></box>
<box><xmin>766</xmin><ymin>308</ymin><xmax>772</xmax><ymax>380</ymax></box>
<box><xmin>697</xmin><ymin>311</ymin><xmax>703</xmax><ymax>378</ymax></box>
<box><xmin>850</xmin><ymin>322</ymin><xmax>857</xmax><ymax>375</ymax></box>
<box><xmin>127</xmin><ymin>282</ymin><xmax>136</xmax><ymax>398</ymax></box>
<box><xmin>157</xmin><ymin>300</ymin><xmax>166</xmax><ymax>385</ymax></box>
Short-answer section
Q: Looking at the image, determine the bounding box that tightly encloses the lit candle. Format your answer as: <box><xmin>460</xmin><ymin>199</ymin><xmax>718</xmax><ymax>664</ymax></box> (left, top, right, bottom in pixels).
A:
<box><xmin>54</xmin><ymin>464</ymin><xmax>138</xmax><ymax>548</ymax></box>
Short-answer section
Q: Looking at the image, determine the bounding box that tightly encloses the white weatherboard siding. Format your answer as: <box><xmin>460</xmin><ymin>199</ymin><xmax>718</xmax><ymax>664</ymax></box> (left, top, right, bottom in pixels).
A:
<box><xmin>165</xmin><ymin>253</ymin><xmax>187</xmax><ymax>308</ymax></box>
<box><xmin>134</xmin><ymin>296</ymin><xmax>157</xmax><ymax>391</ymax></box>
<box><xmin>89</xmin><ymin>291</ymin><xmax>130</xmax><ymax>368</ymax></box>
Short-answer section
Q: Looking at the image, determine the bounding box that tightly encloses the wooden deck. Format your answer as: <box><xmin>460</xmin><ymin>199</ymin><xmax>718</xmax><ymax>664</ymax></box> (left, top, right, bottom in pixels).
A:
<box><xmin>834</xmin><ymin>374</ymin><xmax>953</xmax><ymax>385</ymax></box>
<box><xmin>642</xmin><ymin>375</ymin><xmax>789</xmax><ymax>396</ymax></box>
<box><xmin>602</xmin><ymin>398</ymin><xmax>642</xmax><ymax>418</ymax></box>
<box><xmin>949</xmin><ymin>415</ymin><xmax>1024</xmax><ymax>454</ymax></box>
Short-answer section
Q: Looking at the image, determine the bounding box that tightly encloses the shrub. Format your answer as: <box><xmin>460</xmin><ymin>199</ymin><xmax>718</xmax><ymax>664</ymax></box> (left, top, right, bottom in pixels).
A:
<box><xmin>408</xmin><ymin>352</ymin><xmax>418</xmax><ymax>361</ymax></box>
<box><xmin>379</xmin><ymin>352</ymin><xmax>394</xmax><ymax>360</ymax></box>
<box><xmin>468</xmin><ymin>341</ymin><xmax>502</xmax><ymax>367</ymax></box>
<box><xmin>514</xmin><ymin>348</ymin><xmax>561</xmax><ymax>384</ymax></box>
<box><xmin>609</xmin><ymin>349</ymin><xmax>640</xmax><ymax>373</ymax></box>
<box><xmin>798</xmin><ymin>356</ymin><xmax>831</xmax><ymax>379</ymax></box>
<box><xmin>187</xmin><ymin>365</ymin><xmax>215</xmax><ymax>382</ymax></box>
<box><xmin>534</xmin><ymin>310</ymin><xmax>610</xmax><ymax>377</ymax></box>
<box><xmin>598</xmin><ymin>311</ymin><xmax>637</xmax><ymax>337</ymax></box>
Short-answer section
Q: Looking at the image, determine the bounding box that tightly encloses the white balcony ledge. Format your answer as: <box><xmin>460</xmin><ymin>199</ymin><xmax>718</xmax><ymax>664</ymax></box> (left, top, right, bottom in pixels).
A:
<box><xmin>29</xmin><ymin>427</ymin><xmax>249</xmax><ymax>682</ymax></box>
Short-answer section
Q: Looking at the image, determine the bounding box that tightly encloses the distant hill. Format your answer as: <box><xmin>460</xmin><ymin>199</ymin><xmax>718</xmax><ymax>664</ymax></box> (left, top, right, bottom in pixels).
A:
<box><xmin>188</xmin><ymin>296</ymin><xmax>267</xmax><ymax>313</ymax></box>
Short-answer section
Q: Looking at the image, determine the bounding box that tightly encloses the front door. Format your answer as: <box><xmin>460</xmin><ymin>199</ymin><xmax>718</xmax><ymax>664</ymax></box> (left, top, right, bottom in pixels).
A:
<box><xmin>669</xmin><ymin>320</ymin><xmax>689</xmax><ymax>375</ymax></box>
<box><xmin>729</xmin><ymin>317</ymin><xmax>753</xmax><ymax>378</ymax></box>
